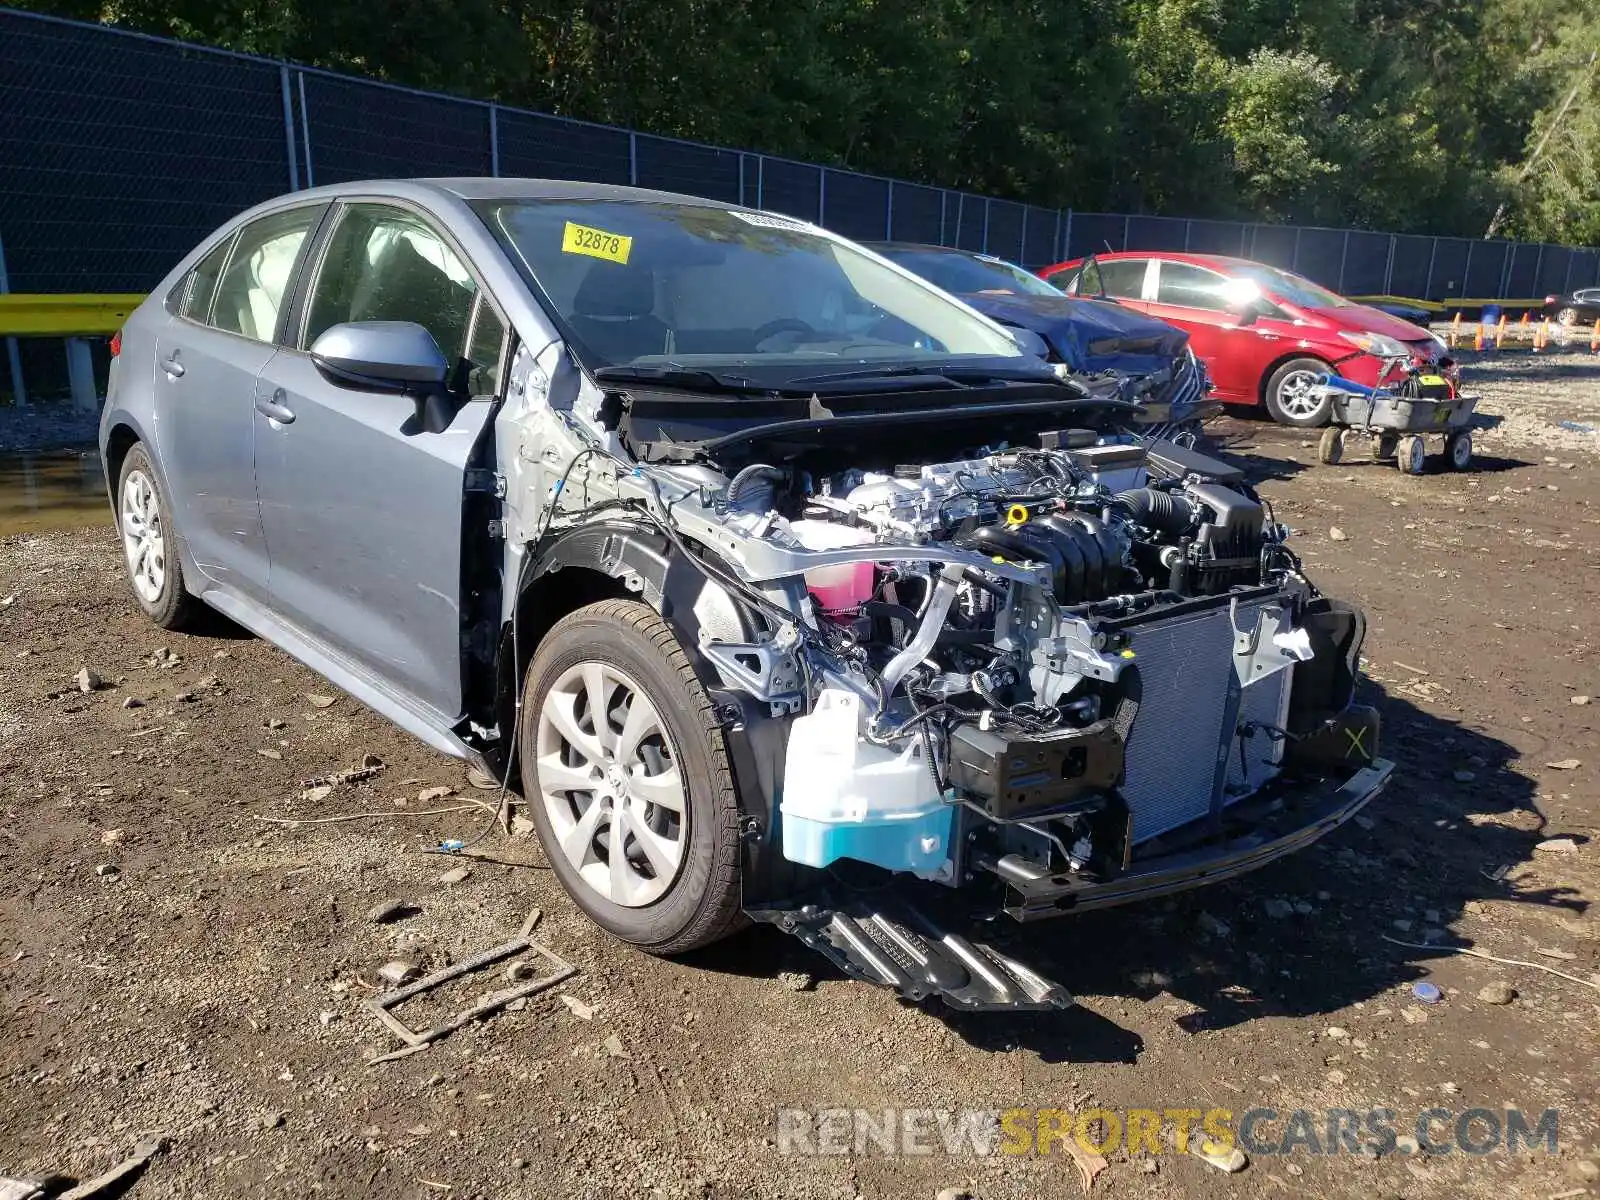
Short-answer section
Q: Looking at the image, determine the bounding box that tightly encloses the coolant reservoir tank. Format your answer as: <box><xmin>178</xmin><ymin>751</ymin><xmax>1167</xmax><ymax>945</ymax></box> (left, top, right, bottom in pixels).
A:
<box><xmin>788</xmin><ymin>519</ymin><xmax>875</xmax><ymax>614</ymax></box>
<box><xmin>780</xmin><ymin>688</ymin><xmax>953</xmax><ymax>878</ymax></box>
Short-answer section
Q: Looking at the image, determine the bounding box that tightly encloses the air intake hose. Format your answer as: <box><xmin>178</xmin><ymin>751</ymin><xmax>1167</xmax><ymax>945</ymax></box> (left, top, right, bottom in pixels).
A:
<box><xmin>1110</xmin><ymin>487</ymin><xmax>1195</xmax><ymax>536</ymax></box>
<box><xmin>724</xmin><ymin>463</ymin><xmax>786</xmax><ymax>513</ymax></box>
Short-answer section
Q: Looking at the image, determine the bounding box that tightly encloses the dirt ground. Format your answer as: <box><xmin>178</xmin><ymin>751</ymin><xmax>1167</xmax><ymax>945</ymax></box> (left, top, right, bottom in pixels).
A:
<box><xmin>2</xmin><ymin>350</ymin><xmax>1599</xmax><ymax>1200</ymax></box>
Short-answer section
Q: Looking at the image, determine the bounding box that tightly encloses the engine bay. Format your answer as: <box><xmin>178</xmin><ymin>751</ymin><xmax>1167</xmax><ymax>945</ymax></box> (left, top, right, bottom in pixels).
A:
<box><xmin>636</xmin><ymin>424</ymin><xmax>1331</xmax><ymax>892</ymax></box>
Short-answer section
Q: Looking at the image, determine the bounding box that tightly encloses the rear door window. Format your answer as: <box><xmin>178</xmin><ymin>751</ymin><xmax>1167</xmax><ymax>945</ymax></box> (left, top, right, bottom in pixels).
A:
<box><xmin>210</xmin><ymin>207</ymin><xmax>321</xmax><ymax>342</ymax></box>
<box><xmin>1087</xmin><ymin>258</ymin><xmax>1149</xmax><ymax>300</ymax></box>
<box><xmin>172</xmin><ymin>234</ymin><xmax>235</xmax><ymax>323</ymax></box>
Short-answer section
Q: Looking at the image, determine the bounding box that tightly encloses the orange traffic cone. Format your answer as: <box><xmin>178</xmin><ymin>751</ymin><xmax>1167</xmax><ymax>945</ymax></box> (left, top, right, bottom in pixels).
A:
<box><xmin>1495</xmin><ymin>314</ymin><xmax>1508</xmax><ymax>349</ymax></box>
<box><xmin>1473</xmin><ymin>322</ymin><xmax>1485</xmax><ymax>352</ymax></box>
<box><xmin>1448</xmin><ymin>312</ymin><xmax>1462</xmax><ymax>349</ymax></box>
<box><xmin>1591</xmin><ymin>319</ymin><xmax>1599</xmax><ymax>354</ymax></box>
<box><xmin>1533</xmin><ymin>320</ymin><xmax>1546</xmax><ymax>353</ymax></box>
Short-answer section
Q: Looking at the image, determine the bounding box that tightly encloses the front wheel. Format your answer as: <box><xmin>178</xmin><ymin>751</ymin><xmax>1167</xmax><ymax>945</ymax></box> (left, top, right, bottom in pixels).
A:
<box><xmin>1264</xmin><ymin>358</ymin><xmax>1333</xmax><ymax>427</ymax></box>
<box><xmin>1446</xmin><ymin>430</ymin><xmax>1473</xmax><ymax>471</ymax></box>
<box><xmin>519</xmin><ymin>599</ymin><xmax>744</xmax><ymax>954</ymax></box>
<box><xmin>116</xmin><ymin>444</ymin><xmax>204</xmax><ymax>630</ymax></box>
<box><xmin>1317</xmin><ymin>426</ymin><xmax>1345</xmax><ymax>464</ymax></box>
<box><xmin>1395</xmin><ymin>434</ymin><xmax>1428</xmax><ymax>475</ymax></box>
<box><xmin>1556</xmin><ymin>306</ymin><xmax>1578</xmax><ymax>327</ymax></box>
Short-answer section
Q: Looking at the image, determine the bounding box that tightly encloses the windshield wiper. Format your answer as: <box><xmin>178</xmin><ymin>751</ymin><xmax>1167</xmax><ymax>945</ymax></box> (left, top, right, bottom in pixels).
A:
<box><xmin>590</xmin><ymin>365</ymin><xmax>762</xmax><ymax>393</ymax></box>
<box><xmin>783</xmin><ymin>363</ymin><xmax>1062</xmax><ymax>389</ymax></box>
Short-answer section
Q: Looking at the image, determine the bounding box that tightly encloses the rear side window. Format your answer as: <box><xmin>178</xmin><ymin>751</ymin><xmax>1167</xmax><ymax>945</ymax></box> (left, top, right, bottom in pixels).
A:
<box><xmin>1155</xmin><ymin>261</ymin><xmax>1230</xmax><ymax>310</ymax></box>
<box><xmin>174</xmin><ymin>235</ymin><xmax>234</xmax><ymax>323</ymax></box>
<box><xmin>302</xmin><ymin>203</ymin><xmax>478</xmax><ymax>360</ymax></box>
<box><xmin>465</xmin><ymin>297</ymin><xmax>508</xmax><ymax>397</ymax></box>
<box><xmin>210</xmin><ymin>207</ymin><xmax>320</xmax><ymax>342</ymax></box>
<box><xmin>1081</xmin><ymin>258</ymin><xmax>1147</xmax><ymax>299</ymax></box>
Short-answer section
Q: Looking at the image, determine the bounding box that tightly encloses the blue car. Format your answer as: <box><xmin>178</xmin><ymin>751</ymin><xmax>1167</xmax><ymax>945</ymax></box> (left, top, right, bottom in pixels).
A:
<box><xmin>867</xmin><ymin>242</ymin><xmax>1210</xmax><ymax>428</ymax></box>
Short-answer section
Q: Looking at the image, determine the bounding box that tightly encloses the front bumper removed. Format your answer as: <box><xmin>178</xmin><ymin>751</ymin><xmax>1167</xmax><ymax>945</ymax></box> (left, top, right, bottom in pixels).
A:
<box><xmin>751</xmin><ymin>757</ymin><xmax>1393</xmax><ymax>1011</ymax></box>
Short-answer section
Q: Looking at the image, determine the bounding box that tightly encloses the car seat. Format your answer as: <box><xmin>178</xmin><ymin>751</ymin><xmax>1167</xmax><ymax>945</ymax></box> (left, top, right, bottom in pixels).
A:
<box><xmin>568</xmin><ymin>263</ymin><xmax>669</xmax><ymax>362</ymax></box>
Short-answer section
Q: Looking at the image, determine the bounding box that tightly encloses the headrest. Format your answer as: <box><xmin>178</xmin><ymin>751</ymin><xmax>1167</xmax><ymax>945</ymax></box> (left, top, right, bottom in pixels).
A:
<box><xmin>573</xmin><ymin>263</ymin><xmax>655</xmax><ymax>319</ymax></box>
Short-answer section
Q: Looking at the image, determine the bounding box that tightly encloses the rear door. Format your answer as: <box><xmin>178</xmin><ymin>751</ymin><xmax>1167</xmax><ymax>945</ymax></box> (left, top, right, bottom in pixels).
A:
<box><xmin>150</xmin><ymin>205</ymin><xmax>323</xmax><ymax>598</ymax></box>
<box><xmin>252</xmin><ymin>200</ymin><xmax>507</xmax><ymax>722</ymax></box>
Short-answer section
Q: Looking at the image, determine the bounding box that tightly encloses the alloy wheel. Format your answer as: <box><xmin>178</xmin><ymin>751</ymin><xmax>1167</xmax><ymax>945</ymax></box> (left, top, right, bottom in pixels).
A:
<box><xmin>120</xmin><ymin>469</ymin><xmax>166</xmax><ymax>604</ymax></box>
<box><xmin>534</xmin><ymin>661</ymin><xmax>687</xmax><ymax>907</ymax></box>
<box><xmin>1276</xmin><ymin>370</ymin><xmax>1324</xmax><ymax>420</ymax></box>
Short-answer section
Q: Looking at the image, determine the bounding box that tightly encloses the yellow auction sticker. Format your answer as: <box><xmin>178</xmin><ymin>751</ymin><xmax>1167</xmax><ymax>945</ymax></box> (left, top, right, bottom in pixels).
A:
<box><xmin>562</xmin><ymin>221</ymin><xmax>632</xmax><ymax>265</ymax></box>
<box><xmin>1419</xmin><ymin>374</ymin><xmax>1447</xmax><ymax>387</ymax></box>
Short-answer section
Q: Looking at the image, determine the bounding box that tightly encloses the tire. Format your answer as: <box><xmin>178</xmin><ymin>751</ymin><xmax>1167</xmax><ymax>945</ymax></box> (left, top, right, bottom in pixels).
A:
<box><xmin>1371</xmin><ymin>432</ymin><xmax>1398</xmax><ymax>461</ymax></box>
<box><xmin>1446</xmin><ymin>430</ymin><xmax>1473</xmax><ymax>471</ymax></box>
<box><xmin>519</xmin><ymin>599</ymin><xmax>744</xmax><ymax>954</ymax></box>
<box><xmin>1264</xmin><ymin>358</ymin><xmax>1334</xmax><ymax>427</ymax></box>
<box><xmin>1556</xmin><ymin>306</ymin><xmax>1578</xmax><ymax>327</ymax></box>
<box><xmin>115</xmin><ymin>444</ymin><xmax>204</xmax><ymax>630</ymax></box>
<box><xmin>1317</xmin><ymin>426</ymin><xmax>1345</xmax><ymax>464</ymax></box>
<box><xmin>1395</xmin><ymin>434</ymin><xmax>1427</xmax><ymax>475</ymax></box>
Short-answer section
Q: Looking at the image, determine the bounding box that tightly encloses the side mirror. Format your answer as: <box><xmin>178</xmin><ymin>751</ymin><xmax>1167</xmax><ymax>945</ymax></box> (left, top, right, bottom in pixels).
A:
<box><xmin>310</xmin><ymin>321</ymin><xmax>454</xmax><ymax>433</ymax></box>
<box><xmin>310</xmin><ymin>321</ymin><xmax>449</xmax><ymax>392</ymax></box>
<box><xmin>1007</xmin><ymin>325</ymin><xmax>1051</xmax><ymax>359</ymax></box>
<box><xmin>1231</xmin><ymin>299</ymin><xmax>1261</xmax><ymax>327</ymax></box>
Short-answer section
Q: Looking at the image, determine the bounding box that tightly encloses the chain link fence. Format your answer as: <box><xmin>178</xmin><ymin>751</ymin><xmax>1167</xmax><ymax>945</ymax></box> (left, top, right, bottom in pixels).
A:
<box><xmin>4</xmin><ymin>5</ymin><xmax>1600</xmax><ymax>402</ymax></box>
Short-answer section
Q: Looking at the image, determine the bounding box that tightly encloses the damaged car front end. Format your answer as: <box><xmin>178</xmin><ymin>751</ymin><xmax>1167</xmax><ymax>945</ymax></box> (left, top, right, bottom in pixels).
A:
<box><xmin>480</xmin><ymin>192</ymin><xmax>1392</xmax><ymax>1011</ymax></box>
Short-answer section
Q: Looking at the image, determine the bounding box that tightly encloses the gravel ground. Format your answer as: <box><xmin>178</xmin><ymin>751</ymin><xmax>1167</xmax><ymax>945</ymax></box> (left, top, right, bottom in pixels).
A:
<box><xmin>1</xmin><ymin>353</ymin><xmax>1599</xmax><ymax>1199</ymax></box>
<box><xmin>0</xmin><ymin>405</ymin><xmax>101</xmax><ymax>454</ymax></box>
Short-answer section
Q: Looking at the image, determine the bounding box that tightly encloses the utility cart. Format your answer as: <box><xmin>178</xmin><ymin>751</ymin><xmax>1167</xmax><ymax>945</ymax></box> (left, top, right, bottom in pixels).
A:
<box><xmin>1313</xmin><ymin>358</ymin><xmax>1477</xmax><ymax>475</ymax></box>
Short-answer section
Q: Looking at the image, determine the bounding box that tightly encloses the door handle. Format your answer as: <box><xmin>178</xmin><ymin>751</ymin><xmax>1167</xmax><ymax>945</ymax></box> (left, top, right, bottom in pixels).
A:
<box><xmin>255</xmin><ymin>389</ymin><xmax>296</xmax><ymax>425</ymax></box>
<box><xmin>159</xmin><ymin>353</ymin><xmax>185</xmax><ymax>378</ymax></box>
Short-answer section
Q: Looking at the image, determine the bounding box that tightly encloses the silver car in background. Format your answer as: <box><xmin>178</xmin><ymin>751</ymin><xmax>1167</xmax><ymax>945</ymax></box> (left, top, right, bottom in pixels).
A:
<box><xmin>103</xmin><ymin>180</ymin><xmax>1389</xmax><ymax>1010</ymax></box>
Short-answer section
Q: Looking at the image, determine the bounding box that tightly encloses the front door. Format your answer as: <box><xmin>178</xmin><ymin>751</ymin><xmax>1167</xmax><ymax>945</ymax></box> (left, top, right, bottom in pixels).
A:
<box><xmin>1143</xmin><ymin>259</ymin><xmax>1267</xmax><ymax>401</ymax></box>
<box><xmin>252</xmin><ymin>202</ymin><xmax>507</xmax><ymax>722</ymax></box>
<box><xmin>150</xmin><ymin>206</ymin><xmax>322</xmax><ymax>597</ymax></box>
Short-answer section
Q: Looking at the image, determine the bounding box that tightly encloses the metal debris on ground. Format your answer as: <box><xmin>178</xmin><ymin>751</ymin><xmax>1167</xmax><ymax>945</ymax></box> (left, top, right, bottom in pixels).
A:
<box><xmin>55</xmin><ymin>1138</ymin><xmax>166</xmax><ymax>1199</ymax></box>
<box><xmin>365</xmin><ymin>908</ymin><xmax>573</xmax><ymax>1065</ymax></box>
<box><xmin>300</xmin><ymin>754</ymin><xmax>387</xmax><ymax>792</ymax></box>
<box><xmin>1412</xmin><ymin>981</ymin><xmax>1443</xmax><ymax>1004</ymax></box>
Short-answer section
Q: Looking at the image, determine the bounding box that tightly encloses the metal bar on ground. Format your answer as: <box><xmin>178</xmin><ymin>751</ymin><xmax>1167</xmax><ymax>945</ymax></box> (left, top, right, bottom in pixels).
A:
<box><xmin>65</xmin><ymin>337</ymin><xmax>96</xmax><ymax>410</ymax></box>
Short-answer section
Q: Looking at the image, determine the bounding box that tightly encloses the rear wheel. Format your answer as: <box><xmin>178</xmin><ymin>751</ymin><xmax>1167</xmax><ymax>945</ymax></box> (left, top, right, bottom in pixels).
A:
<box><xmin>1264</xmin><ymin>358</ymin><xmax>1333</xmax><ymax>427</ymax></box>
<box><xmin>1317</xmin><ymin>426</ymin><xmax>1345</xmax><ymax>464</ymax></box>
<box><xmin>520</xmin><ymin>599</ymin><xmax>744</xmax><ymax>954</ymax></box>
<box><xmin>1446</xmin><ymin>430</ymin><xmax>1473</xmax><ymax>471</ymax></box>
<box><xmin>116</xmin><ymin>444</ymin><xmax>203</xmax><ymax>630</ymax></box>
<box><xmin>1371</xmin><ymin>432</ymin><xmax>1399</xmax><ymax>461</ymax></box>
<box><xmin>1556</xmin><ymin>306</ymin><xmax>1578</xmax><ymax>327</ymax></box>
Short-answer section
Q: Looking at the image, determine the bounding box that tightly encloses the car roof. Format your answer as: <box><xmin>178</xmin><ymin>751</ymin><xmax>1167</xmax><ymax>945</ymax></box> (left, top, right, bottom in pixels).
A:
<box><xmin>280</xmin><ymin>177</ymin><xmax>750</xmax><ymax>210</ymax></box>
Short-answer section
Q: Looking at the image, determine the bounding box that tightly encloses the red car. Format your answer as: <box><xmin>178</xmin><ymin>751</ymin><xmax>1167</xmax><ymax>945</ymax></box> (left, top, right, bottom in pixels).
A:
<box><xmin>1040</xmin><ymin>252</ymin><xmax>1450</xmax><ymax>427</ymax></box>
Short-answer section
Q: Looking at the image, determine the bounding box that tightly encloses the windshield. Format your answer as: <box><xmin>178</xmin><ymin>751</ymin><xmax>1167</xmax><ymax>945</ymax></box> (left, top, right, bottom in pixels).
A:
<box><xmin>475</xmin><ymin>200</ymin><xmax>1024</xmax><ymax>374</ymax></box>
<box><xmin>1234</xmin><ymin>264</ymin><xmax>1351</xmax><ymax>309</ymax></box>
<box><xmin>877</xmin><ymin>248</ymin><xmax>1062</xmax><ymax>298</ymax></box>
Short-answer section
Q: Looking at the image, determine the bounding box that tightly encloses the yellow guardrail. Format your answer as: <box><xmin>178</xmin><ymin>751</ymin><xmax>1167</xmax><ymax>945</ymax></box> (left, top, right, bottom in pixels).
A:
<box><xmin>0</xmin><ymin>293</ymin><xmax>146</xmax><ymax>336</ymax></box>
<box><xmin>1350</xmin><ymin>294</ymin><xmax>1554</xmax><ymax>314</ymax></box>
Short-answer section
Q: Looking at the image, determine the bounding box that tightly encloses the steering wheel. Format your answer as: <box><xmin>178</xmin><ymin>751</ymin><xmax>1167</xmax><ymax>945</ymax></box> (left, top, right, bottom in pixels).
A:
<box><xmin>752</xmin><ymin>318</ymin><xmax>820</xmax><ymax>349</ymax></box>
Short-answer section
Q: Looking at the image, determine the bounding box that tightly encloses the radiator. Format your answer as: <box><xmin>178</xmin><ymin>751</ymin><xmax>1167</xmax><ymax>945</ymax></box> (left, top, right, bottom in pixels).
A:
<box><xmin>1119</xmin><ymin>594</ymin><xmax>1292</xmax><ymax>843</ymax></box>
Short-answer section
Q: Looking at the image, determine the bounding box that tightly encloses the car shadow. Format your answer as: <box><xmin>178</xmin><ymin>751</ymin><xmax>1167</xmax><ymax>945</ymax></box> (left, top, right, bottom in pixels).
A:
<box><xmin>698</xmin><ymin>682</ymin><xmax>1570</xmax><ymax>1065</ymax></box>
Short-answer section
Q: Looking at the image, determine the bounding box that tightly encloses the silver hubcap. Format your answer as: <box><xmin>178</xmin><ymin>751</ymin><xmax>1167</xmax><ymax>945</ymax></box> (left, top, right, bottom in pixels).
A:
<box><xmin>1277</xmin><ymin>370</ymin><xmax>1324</xmax><ymax>419</ymax></box>
<box><xmin>120</xmin><ymin>469</ymin><xmax>166</xmax><ymax>603</ymax></box>
<box><xmin>535</xmin><ymin>662</ymin><xmax>687</xmax><ymax>907</ymax></box>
